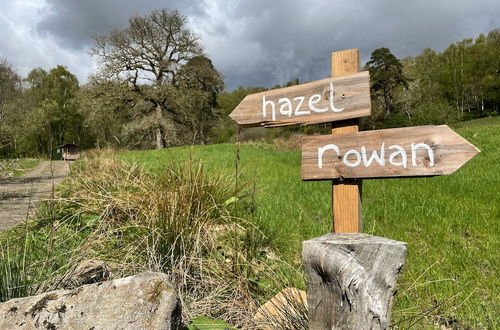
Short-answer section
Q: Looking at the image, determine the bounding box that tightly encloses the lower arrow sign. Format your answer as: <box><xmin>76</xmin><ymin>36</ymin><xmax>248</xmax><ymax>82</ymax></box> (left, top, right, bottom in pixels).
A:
<box><xmin>301</xmin><ymin>125</ymin><xmax>480</xmax><ymax>180</ymax></box>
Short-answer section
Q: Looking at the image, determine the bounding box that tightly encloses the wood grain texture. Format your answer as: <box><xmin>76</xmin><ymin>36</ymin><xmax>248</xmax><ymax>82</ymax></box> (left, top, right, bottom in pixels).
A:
<box><xmin>331</xmin><ymin>49</ymin><xmax>362</xmax><ymax>233</ymax></box>
<box><xmin>229</xmin><ymin>72</ymin><xmax>370</xmax><ymax>127</ymax></box>
<box><xmin>302</xmin><ymin>125</ymin><xmax>480</xmax><ymax>180</ymax></box>
<box><xmin>303</xmin><ymin>233</ymin><xmax>407</xmax><ymax>330</ymax></box>
<box><xmin>333</xmin><ymin>181</ymin><xmax>361</xmax><ymax>232</ymax></box>
<box><xmin>331</xmin><ymin>49</ymin><xmax>360</xmax><ymax>77</ymax></box>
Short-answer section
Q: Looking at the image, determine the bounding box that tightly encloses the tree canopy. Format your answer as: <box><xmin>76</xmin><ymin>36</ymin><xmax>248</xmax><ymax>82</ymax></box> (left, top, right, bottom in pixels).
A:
<box><xmin>366</xmin><ymin>47</ymin><xmax>409</xmax><ymax>119</ymax></box>
<box><xmin>90</xmin><ymin>9</ymin><xmax>206</xmax><ymax>148</ymax></box>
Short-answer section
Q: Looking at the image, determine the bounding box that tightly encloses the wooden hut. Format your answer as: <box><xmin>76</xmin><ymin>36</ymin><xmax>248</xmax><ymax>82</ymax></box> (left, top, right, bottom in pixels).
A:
<box><xmin>56</xmin><ymin>143</ymin><xmax>81</xmax><ymax>161</ymax></box>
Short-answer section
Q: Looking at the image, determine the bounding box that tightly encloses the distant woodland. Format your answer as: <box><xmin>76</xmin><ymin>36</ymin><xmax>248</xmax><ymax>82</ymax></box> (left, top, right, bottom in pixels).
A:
<box><xmin>0</xmin><ymin>9</ymin><xmax>498</xmax><ymax>157</ymax></box>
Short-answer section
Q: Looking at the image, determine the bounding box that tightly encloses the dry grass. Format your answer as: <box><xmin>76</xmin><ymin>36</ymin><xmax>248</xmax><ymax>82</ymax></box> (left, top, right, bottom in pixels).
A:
<box><xmin>1</xmin><ymin>150</ymin><xmax>302</xmax><ymax>327</ymax></box>
<box><xmin>271</xmin><ymin>134</ymin><xmax>304</xmax><ymax>151</ymax></box>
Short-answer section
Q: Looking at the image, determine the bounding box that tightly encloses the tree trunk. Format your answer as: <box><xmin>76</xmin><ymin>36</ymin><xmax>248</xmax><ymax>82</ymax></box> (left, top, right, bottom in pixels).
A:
<box><xmin>155</xmin><ymin>128</ymin><xmax>164</xmax><ymax>149</ymax></box>
<box><xmin>155</xmin><ymin>104</ymin><xmax>164</xmax><ymax>149</ymax></box>
<box><xmin>302</xmin><ymin>233</ymin><xmax>406</xmax><ymax>330</ymax></box>
<box><xmin>199</xmin><ymin>127</ymin><xmax>205</xmax><ymax>145</ymax></box>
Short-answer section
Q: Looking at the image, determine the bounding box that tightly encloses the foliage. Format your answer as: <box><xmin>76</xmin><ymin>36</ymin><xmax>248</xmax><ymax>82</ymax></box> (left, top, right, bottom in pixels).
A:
<box><xmin>90</xmin><ymin>9</ymin><xmax>208</xmax><ymax>149</ymax></box>
<box><xmin>8</xmin><ymin>65</ymin><xmax>84</xmax><ymax>157</ymax></box>
<box><xmin>365</xmin><ymin>29</ymin><xmax>500</xmax><ymax>129</ymax></box>
<box><xmin>175</xmin><ymin>56</ymin><xmax>224</xmax><ymax>144</ymax></box>
<box><xmin>364</xmin><ymin>47</ymin><xmax>409</xmax><ymax>128</ymax></box>
<box><xmin>184</xmin><ymin>317</ymin><xmax>235</xmax><ymax>330</ymax></box>
<box><xmin>0</xmin><ymin>59</ymin><xmax>22</xmax><ymax>156</ymax></box>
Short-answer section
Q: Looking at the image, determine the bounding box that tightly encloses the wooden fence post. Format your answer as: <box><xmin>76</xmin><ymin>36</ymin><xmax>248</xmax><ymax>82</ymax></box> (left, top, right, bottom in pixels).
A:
<box><xmin>303</xmin><ymin>233</ymin><xmax>407</xmax><ymax>330</ymax></box>
<box><xmin>331</xmin><ymin>49</ymin><xmax>362</xmax><ymax>233</ymax></box>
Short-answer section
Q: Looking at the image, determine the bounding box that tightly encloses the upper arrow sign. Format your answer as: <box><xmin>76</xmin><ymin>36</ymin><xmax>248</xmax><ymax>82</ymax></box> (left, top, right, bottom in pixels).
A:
<box><xmin>301</xmin><ymin>125</ymin><xmax>480</xmax><ymax>180</ymax></box>
<box><xmin>229</xmin><ymin>71</ymin><xmax>371</xmax><ymax>127</ymax></box>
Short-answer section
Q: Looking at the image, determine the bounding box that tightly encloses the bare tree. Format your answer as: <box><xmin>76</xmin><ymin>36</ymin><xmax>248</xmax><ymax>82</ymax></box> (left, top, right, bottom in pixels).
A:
<box><xmin>90</xmin><ymin>9</ymin><xmax>202</xmax><ymax>149</ymax></box>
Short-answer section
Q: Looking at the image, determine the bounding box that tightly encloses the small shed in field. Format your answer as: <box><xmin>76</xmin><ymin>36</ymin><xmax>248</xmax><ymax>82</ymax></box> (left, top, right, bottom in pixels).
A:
<box><xmin>56</xmin><ymin>143</ymin><xmax>81</xmax><ymax>161</ymax></box>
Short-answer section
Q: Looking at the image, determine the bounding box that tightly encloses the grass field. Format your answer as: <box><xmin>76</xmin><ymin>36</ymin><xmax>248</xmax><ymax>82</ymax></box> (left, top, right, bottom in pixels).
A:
<box><xmin>116</xmin><ymin>117</ymin><xmax>499</xmax><ymax>328</ymax></box>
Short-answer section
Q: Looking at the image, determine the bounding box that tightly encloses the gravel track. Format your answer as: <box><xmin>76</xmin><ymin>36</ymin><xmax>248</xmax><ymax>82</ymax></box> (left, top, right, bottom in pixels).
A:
<box><xmin>0</xmin><ymin>161</ymin><xmax>69</xmax><ymax>231</ymax></box>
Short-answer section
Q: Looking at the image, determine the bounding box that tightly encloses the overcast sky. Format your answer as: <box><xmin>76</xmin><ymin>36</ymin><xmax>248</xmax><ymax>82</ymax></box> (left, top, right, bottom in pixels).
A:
<box><xmin>0</xmin><ymin>0</ymin><xmax>498</xmax><ymax>90</ymax></box>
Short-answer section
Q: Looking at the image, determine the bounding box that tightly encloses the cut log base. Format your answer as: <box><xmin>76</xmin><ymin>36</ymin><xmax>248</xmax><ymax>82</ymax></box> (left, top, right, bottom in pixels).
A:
<box><xmin>302</xmin><ymin>233</ymin><xmax>407</xmax><ymax>330</ymax></box>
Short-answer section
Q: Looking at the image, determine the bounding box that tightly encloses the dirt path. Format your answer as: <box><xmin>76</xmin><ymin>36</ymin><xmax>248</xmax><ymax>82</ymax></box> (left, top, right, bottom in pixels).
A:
<box><xmin>0</xmin><ymin>161</ymin><xmax>70</xmax><ymax>232</ymax></box>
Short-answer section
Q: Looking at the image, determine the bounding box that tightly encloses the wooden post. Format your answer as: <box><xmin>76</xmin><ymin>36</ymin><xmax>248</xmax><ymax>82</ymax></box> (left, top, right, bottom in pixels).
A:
<box><xmin>303</xmin><ymin>233</ymin><xmax>407</xmax><ymax>330</ymax></box>
<box><xmin>331</xmin><ymin>49</ymin><xmax>362</xmax><ymax>233</ymax></box>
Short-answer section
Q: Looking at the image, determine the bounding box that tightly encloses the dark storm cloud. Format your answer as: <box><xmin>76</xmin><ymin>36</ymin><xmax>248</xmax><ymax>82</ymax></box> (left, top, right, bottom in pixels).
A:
<box><xmin>205</xmin><ymin>0</ymin><xmax>499</xmax><ymax>90</ymax></box>
<box><xmin>4</xmin><ymin>0</ymin><xmax>498</xmax><ymax>90</ymax></box>
<box><xmin>36</xmin><ymin>0</ymin><xmax>208</xmax><ymax>49</ymax></box>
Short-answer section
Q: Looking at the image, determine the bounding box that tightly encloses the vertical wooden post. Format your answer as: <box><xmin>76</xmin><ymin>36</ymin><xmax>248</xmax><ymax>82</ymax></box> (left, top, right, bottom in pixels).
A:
<box><xmin>331</xmin><ymin>49</ymin><xmax>362</xmax><ymax>233</ymax></box>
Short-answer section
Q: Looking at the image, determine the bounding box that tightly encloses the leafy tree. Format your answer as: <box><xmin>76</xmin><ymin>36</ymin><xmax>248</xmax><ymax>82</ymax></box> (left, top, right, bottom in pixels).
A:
<box><xmin>176</xmin><ymin>56</ymin><xmax>224</xmax><ymax>144</ymax></box>
<box><xmin>0</xmin><ymin>59</ymin><xmax>22</xmax><ymax>155</ymax></box>
<box><xmin>78</xmin><ymin>77</ymin><xmax>138</xmax><ymax>148</ymax></box>
<box><xmin>90</xmin><ymin>9</ymin><xmax>203</xmax><ymax>149</ymax></box>
<box><xmin>20</xmin><ymin>66</ymin><xmax>81</xmax><ymax>155</ymax></box>
<box><xmin>366</xmin><ymin>48</ymin><xmax>409</xmax><ymax>119</ymax></box>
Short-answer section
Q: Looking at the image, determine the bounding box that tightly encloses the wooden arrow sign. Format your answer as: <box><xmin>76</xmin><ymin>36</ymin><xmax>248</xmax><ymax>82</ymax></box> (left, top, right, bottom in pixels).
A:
<box><xmin>302</xmin><ymin>125</ymin><xmax>479</xmax><ymax>180</ymax></box>
<box><xmin>229</xmin><ymin>71</ymin><xmax>371</xmax><ymax>127</ymax></box>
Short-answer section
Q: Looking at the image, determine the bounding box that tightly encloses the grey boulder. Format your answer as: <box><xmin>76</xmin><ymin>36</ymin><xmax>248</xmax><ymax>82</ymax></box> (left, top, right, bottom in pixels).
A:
<box><xmin>0</xmin><ymin>271</ymin><xmax>181</xmax><ymax>329</ymax></box>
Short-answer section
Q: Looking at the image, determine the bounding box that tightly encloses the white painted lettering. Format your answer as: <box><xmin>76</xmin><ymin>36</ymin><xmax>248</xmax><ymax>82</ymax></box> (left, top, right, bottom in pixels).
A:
<box><xmin>279</xmin><ymin>98</ymin><xmax>292</xmax><ymax>117</ymax></box>
<box><xmin>262</xmin><ymin>96</ymin><xmax>276</xmax><ymax>121</ymax></box>
<box><xmin>343</xmin><ymin>149</ymin><xmax>361</xmax><ymax>167</ymax></box>
<box><xmin>317</xmin><ymin>142</ymin><xmax>436</xmax><ymax>169</ymax></box>
<box><xmin>309</xmin><ymin>94</ymin><xmax>328</xmax><ymax>113</ymax></box>
<box><xmin>329</xmin><ymin>82</ymin><xmax>344</xmax><ymax>113</ymax></box>
<box><xmin>361</xmin><ymin>143</ymin><xmax>385</xmax><ymax>166</ymax></box>
<box><xmin>411</xmin><ymin>143</ymin><xmax>435</xmax><ymax>167</ymax></box>
<box><xmin>318</xmin><ymin>144</ymin><xmax>340</xmax><ymax>169</ymax></box>
<box><xmin>388</xmin><ymin>145</ymin><xmax>407</xmax><ymax>168</ymax></box>
<box><xmin>294</xmin><ymin>96</ymin><xmax>309</xmax><ymax>116</ymax></box>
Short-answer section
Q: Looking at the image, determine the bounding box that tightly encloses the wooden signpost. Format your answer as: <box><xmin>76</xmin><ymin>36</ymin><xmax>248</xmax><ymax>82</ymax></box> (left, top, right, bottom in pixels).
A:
<box><xmin>330</xmin><ymin>49</ymin><xmax>362</xmax><ymax>233</ymax></box>
<box><xmin>229</xmin><ymin>72</ymin><xmax>370</xmax><ymax>127</ymax></box>
<box><xmin>229</xmin><ymin>49</ymin><xmax>480</xmax><ymax>329</ymax></box>
<box><xmin>302</xmin><ymin>125</ymin><xmax>480</xmax><ymax>180</ymax></box>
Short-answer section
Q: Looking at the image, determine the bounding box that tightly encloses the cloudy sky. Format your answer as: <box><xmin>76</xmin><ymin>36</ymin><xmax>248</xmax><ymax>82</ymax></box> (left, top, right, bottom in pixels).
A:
<box><xmin>0</xmin><ymin>0</ymin><xmax>498</xmax><ymax>90</ymax></box>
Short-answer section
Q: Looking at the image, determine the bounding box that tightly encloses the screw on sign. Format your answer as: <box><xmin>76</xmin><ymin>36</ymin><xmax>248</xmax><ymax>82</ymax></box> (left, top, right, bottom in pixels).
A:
<box><xmin>228</xmin><ymin>49</ymin><xmax>480</xmax><ymax>330</ymax></box>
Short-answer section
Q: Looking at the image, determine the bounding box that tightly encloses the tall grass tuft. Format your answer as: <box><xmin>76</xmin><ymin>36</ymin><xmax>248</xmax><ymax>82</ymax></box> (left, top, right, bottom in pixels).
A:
<box><xmin>0</xmin><ymin>238</ymin><xmax>43</xmax><ymax>302</ymax></box>
<box><xmin>0</xmin><ymin>150</ymin><xmax>301</xmax><ymax>327</ymax></box>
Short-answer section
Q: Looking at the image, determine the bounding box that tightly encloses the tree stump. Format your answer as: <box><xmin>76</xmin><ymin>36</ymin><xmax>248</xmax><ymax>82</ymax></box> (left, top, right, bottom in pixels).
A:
<box><xmin>302</xmin><ymin>233</ymin><xmax>407</xmax><ymax>330</ymax></box>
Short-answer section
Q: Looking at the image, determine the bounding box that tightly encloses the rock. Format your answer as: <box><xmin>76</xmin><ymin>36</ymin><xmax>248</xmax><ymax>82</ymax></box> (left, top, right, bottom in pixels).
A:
<box><xmin>254</xmin><ymin>288</ymin><xmax>308</xmax><ymax>330</ymax></box>
<box><xmin>0</xmin><ymin>272</ymin><xmax>181</xmax><ymax>330</ymax></box>
<box><xmin>60</xmin><ymin>259</ymin><xmax>110</xmax><ymax>289</ymax></box>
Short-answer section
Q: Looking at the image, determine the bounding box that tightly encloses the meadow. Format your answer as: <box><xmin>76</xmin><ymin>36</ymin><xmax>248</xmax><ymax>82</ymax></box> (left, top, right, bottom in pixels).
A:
<box><xmin>117</xmin><ymin>117</ymin><xmax>499</xmax><ymax>328</ymax></box>
<box><xmin>0</xmin><ymin>117</ymin><xmax>497</xmax><ymax>329</ymax></box>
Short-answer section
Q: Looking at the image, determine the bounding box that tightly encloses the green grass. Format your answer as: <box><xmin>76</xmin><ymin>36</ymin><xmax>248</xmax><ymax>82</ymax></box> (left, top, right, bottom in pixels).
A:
<box><xmin>116</xmin><ymin>117</ymin><xmax>499</xmax><ymax>328</ymax></box>
<box><xmin>0</xmin><ymin>158</ymin><xmax>40</xmax><ymax>179</ymax></box>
